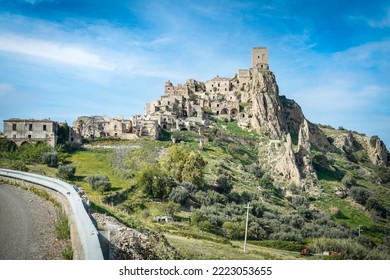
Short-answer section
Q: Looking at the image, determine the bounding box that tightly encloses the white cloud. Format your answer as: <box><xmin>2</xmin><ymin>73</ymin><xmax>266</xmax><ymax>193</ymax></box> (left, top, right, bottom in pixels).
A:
<box><xmin>0</xmin><ymin>33</ymin><xmax>117</xmax><ymax>70</ymax></box>
<box><xmin>332</xmin><ymin>40</ymin><xmax>390</xmax><ymax>69</ymax></box>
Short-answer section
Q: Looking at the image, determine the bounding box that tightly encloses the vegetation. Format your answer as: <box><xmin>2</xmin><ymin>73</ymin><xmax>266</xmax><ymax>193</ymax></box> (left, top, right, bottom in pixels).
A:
<box><xmin>58</xmin><ymin>164</ymin><xmax>76</xmax><ymax>180</ymax></box>
<box><xmin>1</xmin><ymin>117</ymin><xmax>389</xmax><ymax>260</ymax></box>
<box><xmin>86</xmin><ymin>175</ymin><xmax>112</xmax><ymax>194</ymax></box>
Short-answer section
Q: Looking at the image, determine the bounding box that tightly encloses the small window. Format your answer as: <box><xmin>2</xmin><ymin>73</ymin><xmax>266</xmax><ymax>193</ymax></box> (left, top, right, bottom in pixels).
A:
<box><xmin>12</xmin><ymin>124</ymin><xmax>17</xmax><ymax>131</ymax></box>
<box><xmin>114</xmin><ymin>125</ymin><xmax>117</xmax><ymax>131</ymax></box>
<box><xmin>43</xmin><ymin>125</ymin><xmax>47</xmax><ymax>131</ymax></box>
<box><xmin>29</xmin><ymin>124</ymin><xmax>33</xmax><ymax>131</ymax></box>
<box><xmin>28</xmin><ymin>135</ymin><xmax>32</xmax><ymax>139</ymax></box>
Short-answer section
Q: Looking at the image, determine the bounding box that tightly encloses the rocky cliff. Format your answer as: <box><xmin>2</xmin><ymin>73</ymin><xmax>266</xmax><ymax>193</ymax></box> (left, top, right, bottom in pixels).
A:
<box><xmin>246</xmin><ymin>66</ymin><xmax>388</xmax><ymax>190</ymax></box>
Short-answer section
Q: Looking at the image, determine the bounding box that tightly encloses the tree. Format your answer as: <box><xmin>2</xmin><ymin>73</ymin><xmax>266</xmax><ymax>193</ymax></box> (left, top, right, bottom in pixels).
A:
<box><xmin>160</xmin><ymin>146</ymin><xmax>187</xmax><ymax>182</ymax></box>
<box><xmin>57</xmin><ymin>123</ymin><xmax>70</xmax><ymax>145</ymax></box>
<box><xmin>181</xmin><ymin>152</ymin><xmax>207</xmax><ymax>186</ymax></box>
<box><xmin>160</xmin><ymin>145</ymin><xmax>207</xmax><ymax>186</ymax></box>
<box><xmin>137</xmin><ymin>165</ymin><xmax>173</xmax><ymax>199</ymax></box>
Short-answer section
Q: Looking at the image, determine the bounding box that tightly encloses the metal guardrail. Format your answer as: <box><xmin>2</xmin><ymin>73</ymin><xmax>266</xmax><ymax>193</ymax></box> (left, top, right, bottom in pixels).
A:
<box><xmin>0</xmin><ymin>168</ymin><xmax>104</xmax><ymax>260</ymax></box>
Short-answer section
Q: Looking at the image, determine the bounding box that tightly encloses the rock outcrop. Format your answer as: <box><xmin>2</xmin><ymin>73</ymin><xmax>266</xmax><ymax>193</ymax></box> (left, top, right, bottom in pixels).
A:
<box><xmin>250</xmin><ymin>69</ymin><xmax>286</xmax><ymax>139</ymax></box>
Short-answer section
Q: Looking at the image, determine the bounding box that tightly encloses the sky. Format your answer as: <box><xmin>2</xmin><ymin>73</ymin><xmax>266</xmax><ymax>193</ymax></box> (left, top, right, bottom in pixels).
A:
<box><xmin>0</xmin><ymin>0</ymin><xmax>389</xmax><ymax>146</ymax></box>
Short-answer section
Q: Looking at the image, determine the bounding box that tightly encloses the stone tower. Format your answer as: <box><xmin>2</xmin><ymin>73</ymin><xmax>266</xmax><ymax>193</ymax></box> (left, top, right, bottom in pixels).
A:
<box><xmin>252</xmin><ymin>47</ymin><xmax>268</xmax><ymax>69</ymax></box>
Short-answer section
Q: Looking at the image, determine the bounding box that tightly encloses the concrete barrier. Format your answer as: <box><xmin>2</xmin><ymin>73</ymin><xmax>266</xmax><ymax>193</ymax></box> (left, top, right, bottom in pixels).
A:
<box><xmin>0</xmin><ymin>168</ymin><xmax>104</xmax><ymax>260</ymax></box>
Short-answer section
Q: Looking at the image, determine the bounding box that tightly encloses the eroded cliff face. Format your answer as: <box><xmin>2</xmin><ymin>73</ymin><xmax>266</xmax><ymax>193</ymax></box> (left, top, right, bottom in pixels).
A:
<box><xmin>250</xmin><ymin>69</ymin><xmax>286</xmax><ymax>139</ymax></box>
<box><xmin>247</xmin><ymin>68</ymin><xmax>388</xmax><ymax>191</ymax></box>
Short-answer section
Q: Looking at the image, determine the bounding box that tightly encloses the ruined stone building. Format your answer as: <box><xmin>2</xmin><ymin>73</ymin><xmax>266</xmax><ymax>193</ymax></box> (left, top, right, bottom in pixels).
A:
<box><xmin>3</xmin><ymin>118</ymin><xmax>59</xmax><ymax>148</ymax></box>
<box><xmin>144</xmin><ymin>47</ymin><xmax>270</xmax><ymax>132</ymax></box>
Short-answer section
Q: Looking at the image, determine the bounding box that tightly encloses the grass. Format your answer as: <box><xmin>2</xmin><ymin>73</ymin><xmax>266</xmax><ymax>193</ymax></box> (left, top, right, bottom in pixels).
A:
<box><xmin>315</xmin><ymin>180</ymin><xmax>373</xmax><ymax>229</ymax></box>
<box><xmin>55</xmin><ymin>208</ymin><xmax>71</xmax><ymax>240</ymax></box>
<box><xmin>165</xmin><ymin>234</ymin><xmax>302</xmax><ymax>260</ymax></box>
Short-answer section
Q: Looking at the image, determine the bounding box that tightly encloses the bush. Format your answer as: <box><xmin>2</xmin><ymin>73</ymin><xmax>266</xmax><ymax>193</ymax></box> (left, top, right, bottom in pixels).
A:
<box><xmin>341</xmin><ymin>172</ymin><xmax>355</xmax><ymax>187</ymax></box>
<box><xmin>222</xmin><ymin>221</ymin><xmax>245</xmax><ymax>239</ymax></box>
<box><xmin>309</xmin><ymin>238</ymin><xmax>370</xmax><ymax>260</ymax></box>
<box><xmin>369</xmin><ymin>135</ymin><xmax>379</xmax><ymax>148</ymax></box>
<box><xmin>291</xmin><ymin>195</ymin><xmax>308</xmax><ymax>209</ymax></box>
<box><xmin>17</xmin><ymin>142</ymin><xmax>52</xmax><ymax>164</ymax></box>
<box><xmin>10</xmin><ymin>160</ymin><xmax>29</xmax><ymax>172</ymax></box>
<box><xmin>163</xmin><ymin>201</ymin><xmax>181</xmax><ymax>216</ymax></box>
<box><xmin>168</xmin><ymin>187</ymin><xmax>189</xmax><ymax>205</ymax></box>
<box><xmin>42</xmin><ymin>152</ymin><xmax>58</xmax><ymax>167</ymax></box>
<box><xmin>249</xmin><ymin>163</ymin><xmax>264</xmax><ymax>178</ymax></box>
<box><xmin>86</xmin><ymin>175</ymin><xmax>111</xmax><ymax>194</ymax></box>
<box><xmin>58</xmin><ymin>164</ymin><xmax>76</xmax><ymax>180</ymax></box>
<box><xmin>215</xmin><ymin>174</ymin><xmax>233</xmax><ymax>194</ymax></box>
<box><xmin>194</xmin><ymin>190</ymin><xmax>227</xmax><ymax>206</ymax></box>
<box><xmin>0</xmin><ymin>138</ymin><xmax>17</xmax><ymax>152</ymax></box>
<box><xmin>349</xmin><ymin>186</ymin><xmax>371</xmax><ymax>205</ymax></box>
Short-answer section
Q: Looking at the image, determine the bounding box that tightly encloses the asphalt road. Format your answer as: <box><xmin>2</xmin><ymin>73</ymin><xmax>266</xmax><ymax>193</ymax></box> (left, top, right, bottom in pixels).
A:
<box><xmin>0</xmin><ymin>184</ymin><xmax>65</xmax><ymax>260</ymax></box>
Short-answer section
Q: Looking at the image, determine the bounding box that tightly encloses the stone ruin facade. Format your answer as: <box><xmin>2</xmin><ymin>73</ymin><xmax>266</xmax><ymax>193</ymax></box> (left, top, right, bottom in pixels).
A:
<box><xmin>3</xmin><ymin>118</ymin><xmax>59</xmax><ymax>148</ymax></box>
<box><xmin>144</xmin><ymin>47</ymin><xmax>270</xmax><ymax>132</ymax></box>
<box><xmin>70</xmin><ymin>115</ymin><xmax>160</xmax><ymax>143</ymax></box>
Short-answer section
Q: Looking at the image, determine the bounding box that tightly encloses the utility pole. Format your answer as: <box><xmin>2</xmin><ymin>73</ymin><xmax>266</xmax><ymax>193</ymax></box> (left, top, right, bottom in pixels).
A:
<box><xmin>358</xmin><ymin>225</ymin><xmax>363</xmax><ymax>237</ymax></box>
<box><xmin>244</xmin><ymin>203</ymin><xmax>252</xmax><ymax>253</ymax></box>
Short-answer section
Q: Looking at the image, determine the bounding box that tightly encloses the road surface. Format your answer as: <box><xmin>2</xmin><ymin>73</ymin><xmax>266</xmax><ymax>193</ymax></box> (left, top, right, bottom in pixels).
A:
<box><xmin>0</xmin><ymin>184</ymin><xmax>66</xmax><ymax>259</ymax></box>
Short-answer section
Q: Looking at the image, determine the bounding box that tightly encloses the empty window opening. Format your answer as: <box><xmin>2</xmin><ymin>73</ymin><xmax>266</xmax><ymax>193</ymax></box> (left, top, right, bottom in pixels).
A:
<box><xmin>43</xmin><ymin>125</ymin><xmax>47</xmax><ymax>131</ymax></box>
<box><xmin>28</xmin><ymin>135</ymin><xmax>32</xmax><ymax>139</ymax></box>
<box><xmin>12</xmin><ymin>124</ymin><xmax>17</xmax><ymax>131</ymax></box>
<box><xmin>29</xmin><ymin>124</ymin><xmax>33</xmax><ymax>131</ymax></box>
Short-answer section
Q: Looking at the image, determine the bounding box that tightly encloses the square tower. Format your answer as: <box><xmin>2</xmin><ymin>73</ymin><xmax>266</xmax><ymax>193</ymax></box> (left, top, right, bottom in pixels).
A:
<box><xmin>252</xmin><ymin>47</ymin><xmax>268</xmax><ymax>69</ymax></box>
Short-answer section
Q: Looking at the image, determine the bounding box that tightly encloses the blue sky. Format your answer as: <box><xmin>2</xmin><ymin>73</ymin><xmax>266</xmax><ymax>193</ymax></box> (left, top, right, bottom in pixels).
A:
<box><xmin>0</xmin><ymin>0</ymin><xmax>389</xmax><ymax>146</ymax></box>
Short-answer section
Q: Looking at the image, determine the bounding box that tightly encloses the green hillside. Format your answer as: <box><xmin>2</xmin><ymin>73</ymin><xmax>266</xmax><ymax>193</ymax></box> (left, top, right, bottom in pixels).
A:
<box><xmin>1</xmin><ymin>118</ymin><xmax>389</xmax><ymax>260</ymax></box>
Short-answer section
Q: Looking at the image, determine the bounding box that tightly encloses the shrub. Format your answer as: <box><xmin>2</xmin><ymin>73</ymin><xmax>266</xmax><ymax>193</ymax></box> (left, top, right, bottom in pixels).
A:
<box><xmin>194</xmin><ymin>190</ymin><xmax>227</xmax><ymax>206</ymax></box>
<box><xmin>190</xmin><ymin>210</ymin><xmax>206</xmax><ymax>225</ymax></box>
<box><xmin>369</xmin><ymin>135</ymin><xmax>379</xmax><ymax>148</ymax></box>
<box><xmin>309</xmin><ymin>238</ymin><xmax>369</xmax><ymax>260</ymax></box>
<box><xmin>249</xmin><ymin>163</ymin><xmax>264</xmax><ymax>178</ymax></box>
<box><xmin>163</xmin><ymin>201</ymin><xmax>181</xmax><ymax>216</ymax></box>
<box><xmin>222</xmin><ymin>221</ymin><xmax>245</xmax><ymax>239</ymax></box>
<box><xmin>168</xmin><ymin>187</ymin><xmax>189</xmax><ymax>205</ymax></box>
<box><xmin>291</xmin><ymin>195</ymin><xmax>308</xmax><ymax>209</ymax></box>
<box><xmin>86</xmin><ymin>175</ymin><xmax>111</xmax><ymax>194</ymax></box>
<box><xmin>341</xmin><ymin>172</ymin><xmax>355</xmax><ymax>187</ymax></box>
<box><xmin>42</xmin><ymin>152</ymin><xmax>58</xmax><ymax>167</ymax></box>
<box><xmin>58</xmin><ymin>164</ymin><xmax>76</xmax><ymax>180</ymax></box>
<box><xmin>17</xmin><ymin>142</ymin><xmax>51</xmax><ymax>164</ymax></box>
<box><xmin>0</xmin><ymin>138</ymin><xmax>17</xmax><ymax>152</ymax></box>
<box><xmin>180</xmin><ymin>182</ymin><xmax>198</xmax><ymax>194</ymax></box>
<box><xmin>215</xmin><ymin>174</ymin><xmax>233</xmax><ymax>194</ymax></box>
<box><xmin>349</xmin><ymin>186</ymin><xmax>371</xmax><ymax>205</ymax></box>
<box><xmin>9</xmin><ymin>160</ymin><xmax>29</xmax><ymax>172</ymax></box>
